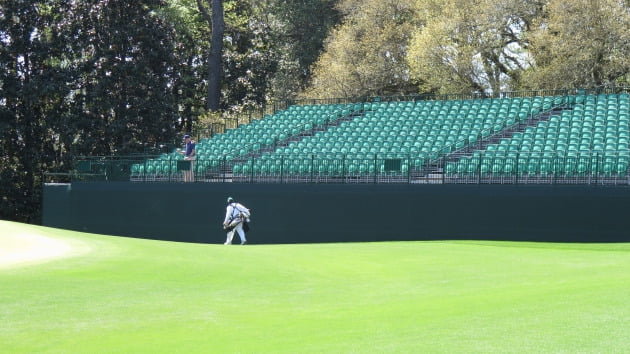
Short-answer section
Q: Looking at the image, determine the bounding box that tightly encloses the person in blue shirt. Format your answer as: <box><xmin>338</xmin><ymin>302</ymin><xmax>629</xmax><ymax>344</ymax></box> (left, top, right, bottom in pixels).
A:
<box><xmin>178</xmin><ymin>134</ymin><xmax>196</xmax><ymax>182</ymax></box>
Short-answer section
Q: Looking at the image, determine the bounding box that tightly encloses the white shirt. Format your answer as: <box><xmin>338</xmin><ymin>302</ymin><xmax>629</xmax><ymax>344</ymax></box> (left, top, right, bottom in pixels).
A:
<box><xmin>224</xmin><ymin>202</ymin><xmax>250</xmax><ymax>225</ymax></box>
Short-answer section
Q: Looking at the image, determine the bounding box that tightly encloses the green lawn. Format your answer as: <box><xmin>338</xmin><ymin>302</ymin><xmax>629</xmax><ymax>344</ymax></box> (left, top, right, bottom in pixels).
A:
<box><xmin>2</xmin><ymin>220</ymin><xmax>630</xmax><ymax>353</ymax></box>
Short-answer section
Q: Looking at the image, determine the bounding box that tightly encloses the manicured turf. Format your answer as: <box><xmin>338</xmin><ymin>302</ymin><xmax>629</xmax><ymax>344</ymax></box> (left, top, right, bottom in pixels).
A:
<box><xmin>2</xmin><ymin>220</ymin><xmax>630</xmax><ymax>353</ymax></box>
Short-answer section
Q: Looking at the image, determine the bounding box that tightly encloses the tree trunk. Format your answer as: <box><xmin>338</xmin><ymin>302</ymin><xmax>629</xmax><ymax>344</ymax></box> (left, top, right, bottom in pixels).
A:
<box><xmin>207</xmin><ymin>0</ymin><xmax>224</xmax><ymax>111</ymax></box>
<box><xmin>196</xmin><ymin>0</ymin><xmax>224</xmax><ymax>111</ymax></box>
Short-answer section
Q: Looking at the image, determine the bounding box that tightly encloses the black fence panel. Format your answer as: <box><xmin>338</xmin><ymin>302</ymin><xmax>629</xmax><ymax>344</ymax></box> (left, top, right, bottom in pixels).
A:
<box><xmin>43</xmin><ymin>182</ymin><xmax>630</xmax><ymax>244</ymax></box>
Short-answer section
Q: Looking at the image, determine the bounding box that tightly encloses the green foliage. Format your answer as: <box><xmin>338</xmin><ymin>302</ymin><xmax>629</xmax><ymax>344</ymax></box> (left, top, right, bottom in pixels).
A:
<box><xmin>65</xmin><ymin>0</ymin><xmax>182</xmax><ymax>155</ymax></box>
<box><xmin>220</xmin><ymin>0</ymin><xmax>273</xmax><ymax>110</ymax></box>
<box><xmin>261</xmin><ymin>0</ymin><xmax>341</xmax><ymax>100</ymax></box>
<box><xmin>0</xmin><ymin>0</ymin><xmax>342</xmax><ymax>222</ymax></box>
<box><xmin>407</xmin><ymin>0</ymin><xmax>540</xmax><ymax>94</ymax></box>
<box><xmin>522</xmin><ymin>0</ymin><xmax>630</xmax><ymax>89</ymax></box>
<box><xmin>2</xmin><ymin>0</ymin><xmax>629</xmax><ymax>223</ymax></box>
<box><xmin>200</xmin><ymin>0</ymin><xmax>340</xmax><ymax>108</ymax></box>
<box><xmin>0</xmin><ymin>0</ymin><xmax>75</xmax><ymax>222</ymax></box>
<box><xmin>0</xmin><ymin>0</ymin><xmax>185</xmax><ymax>222</ymax></box>
<box><xmin>159</xmin><ymin>0</ymin><xmax>210</xmax><ymax>132</ymax></box>
<box><xmin>305</xmin><ymin>0</ymin><xmax>420</xmax><ymax>98</ymax></box>
<box><xmin>309</xmin><ymin>0</ymin><xmax>626</xmax><ymax>96</ymax></box>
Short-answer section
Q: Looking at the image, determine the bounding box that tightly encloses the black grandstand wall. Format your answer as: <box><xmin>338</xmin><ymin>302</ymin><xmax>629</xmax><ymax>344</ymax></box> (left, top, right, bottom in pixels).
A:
<box><xmin>43</xmin><ymin>182</ymin><xmax>630</xmax><ymax>244</ymax></box>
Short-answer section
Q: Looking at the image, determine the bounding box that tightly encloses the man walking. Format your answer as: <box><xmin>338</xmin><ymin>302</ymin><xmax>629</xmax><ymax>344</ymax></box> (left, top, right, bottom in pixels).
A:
<box><xmin>223</xmin><ymin>197</ymin><xmax>250</xmax><ymax>245</ymax></box>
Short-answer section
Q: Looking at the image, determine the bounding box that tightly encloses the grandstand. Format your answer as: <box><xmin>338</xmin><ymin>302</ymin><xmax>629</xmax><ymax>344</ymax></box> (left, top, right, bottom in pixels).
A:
<box><xmin>447</xmin><ymin>92</ymin><xmax>630</xmax><ymax>184</ymax></box>
<box><xmin>77</xmin><ymin>89</ymin><xmax>629</xmax><ymax>185</ymax></box>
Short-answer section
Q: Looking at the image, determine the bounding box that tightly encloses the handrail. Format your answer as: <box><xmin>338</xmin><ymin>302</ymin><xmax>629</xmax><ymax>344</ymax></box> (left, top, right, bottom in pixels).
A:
<box><xmin>428</xmin><ymin>94</ymin><xmax>574</xmax><ymax>164</ymax></box>
<box><xmin>222</xmin><ymin>103</ymin><xmax>366</xmax><ymax>162</ymax></box>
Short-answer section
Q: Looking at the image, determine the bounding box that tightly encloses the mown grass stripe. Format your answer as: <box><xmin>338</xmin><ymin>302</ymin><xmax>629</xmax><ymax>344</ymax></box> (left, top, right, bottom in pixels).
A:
<box><xmin>1</xmin><ymin>220</ymin><xmax>629</xmax><ymax>353</ymax></box>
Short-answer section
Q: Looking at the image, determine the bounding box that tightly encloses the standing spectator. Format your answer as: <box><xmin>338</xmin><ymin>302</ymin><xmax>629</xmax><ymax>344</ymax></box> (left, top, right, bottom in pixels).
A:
<box><xmin>177</xmin><ymin>134</ymin><xmax>196</xmax><ymax>182</ymax></box>
<box><xmin>223</xmin><ymin>197</ymin><xmax>250</xmax><ymax>245</ymax></box>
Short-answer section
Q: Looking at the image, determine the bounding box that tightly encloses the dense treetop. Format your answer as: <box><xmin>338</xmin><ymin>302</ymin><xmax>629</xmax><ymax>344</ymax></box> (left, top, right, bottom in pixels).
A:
<box><xmin>1</xmin><ymin>0</ymin><xmax>628</xmax><ymax>222</ymax></box>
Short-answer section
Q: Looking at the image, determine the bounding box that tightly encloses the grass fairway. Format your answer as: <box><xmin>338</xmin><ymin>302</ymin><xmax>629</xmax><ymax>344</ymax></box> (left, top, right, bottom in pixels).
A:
<box><xmin>2</xmin><ymin>220</ymin><xmax>630</xmax><ymax>353</ymax></box>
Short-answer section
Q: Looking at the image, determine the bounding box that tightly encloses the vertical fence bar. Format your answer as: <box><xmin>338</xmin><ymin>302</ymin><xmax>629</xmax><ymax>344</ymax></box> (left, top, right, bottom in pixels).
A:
<box><xmin>594</xmin><ymin>152</ymin><xmax>599</xmax><ymax>185</ymax></box>
<box><xmin>280</xmin><ymin>155</ymin><xmax>284</xmax><ymax>184</ymax></box>
<box><xmin>310</xmin><ymin>154</ymin><xmax>315</xmax><ymax>183</ymax></box>
<box><xmin>552</xmin><ymin>154</ymin><xmax>558</xmax><ymax>185</ymax></box>
<box><xmin>249</xmin><ymin>158</ymin><xmax>254</xmax><ymax>183</ymax></box>
<box><xmin>143</xmin><ymin>158</ymin><xmax>147</xmax><ymax>182</ymax></box>
<box><xmin>342</xmin><ymin>154</ymin><xmax>347</xmax><ymax>183</ymax></box>
<box><xmin>373</xmin><ymin>154</ymin><xmax>378</xmax><ymax>184</ymax></box>
<box><xmin>407</xmin><ymin>154</ymin><xmax>411</xmax><ymax>184</ymax></box>
<box><xmin>477</xmin><ymin>153</ymin><xmax>482</xmax><ymax>184</ymax></box>
<box><xmin>225</xmin><ymin>155</ymin><xmax>227</xmax><ymax>183</ymax></box>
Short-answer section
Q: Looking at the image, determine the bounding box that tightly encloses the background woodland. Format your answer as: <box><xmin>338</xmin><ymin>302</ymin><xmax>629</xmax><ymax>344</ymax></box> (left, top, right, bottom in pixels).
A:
<box><xmin>1</xmin><ymin>0</ymin><xmax>629</xmax><ymax>222</ymax></box>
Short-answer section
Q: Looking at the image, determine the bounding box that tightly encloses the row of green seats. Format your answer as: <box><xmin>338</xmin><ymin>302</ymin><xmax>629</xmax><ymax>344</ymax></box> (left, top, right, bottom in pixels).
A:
<box><xmin>448</xmin><ymin>94</ymin><xmax>629</xmax><ymax>177</ymax></box>
<box><xmin>252</xmin><ymin>96</ymin><xmax>549</xmax><ymax>176</ymax></box>
<box><xmin>131</xmin><ymin>103</ymin><xmax>359</xmax><ymax>177</ymax></box>
<box><xmin>446</xmin><ymin>152</ymin><xmax>630</xmax><ymax>177</ymax></box>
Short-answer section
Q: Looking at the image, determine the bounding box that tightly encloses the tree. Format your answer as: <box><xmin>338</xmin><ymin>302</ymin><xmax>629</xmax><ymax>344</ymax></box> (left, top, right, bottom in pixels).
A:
<box><xmin>407</xmin><ymin>0</ymin><xmax>543</xmax><ymax>94</ymax></box>
<box><xmin>66</xmin><ymin>0</ymin><xmax>182</xmax><ymax>155</ymax></box>
<box><xmin>160</xmin><ymin>0</ymin><xmax>212</xmax><ymax>134</ymax></box>
<box><xmin>303</xmin><ymin>0</ymin><xmax>420</xmax><ymax>99</ymax></box>
<box><xmin>196</xmin><ymin>0</ymin><xmax>224</xmax><ymax>111</ymax></box>
<box><xmin>0</xmin><ymin>0</ymin><xmax>183</xmax><ymax>222</ymax></box>
<box><xmin>220</xmin><ymin>0</ymin><xmax>275</xmax><ymax>111</ymax></box>
<box><xmin>0</xmin><ymin>0</ymin><xmax>75</xmax><ymax>222</ymax></box>
<box><xmin>169</xmin><ymin>0</ymin><xmax>341</xmax><ymax>111</ymax></box>
<box><xmin>194</xmin><ymin>0</ymin><xmax>280</xmax><ymax>112</ymax></box>
<box><xmin>257</xmin><ymin>0</ymin><xmax>341</xmax><ymax>101</ymax></box>
<box><xmin>522</xmin><ymin>0</ymin><xmax>630</xmax><ymax>89</ymax></box>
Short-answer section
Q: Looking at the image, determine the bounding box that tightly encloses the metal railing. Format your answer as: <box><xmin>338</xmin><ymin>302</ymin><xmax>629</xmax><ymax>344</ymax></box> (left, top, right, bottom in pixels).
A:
<box><xmin>65</xmin><ymin>150</ymin><xmax>630</xmax><ymax>186</ymax></box>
